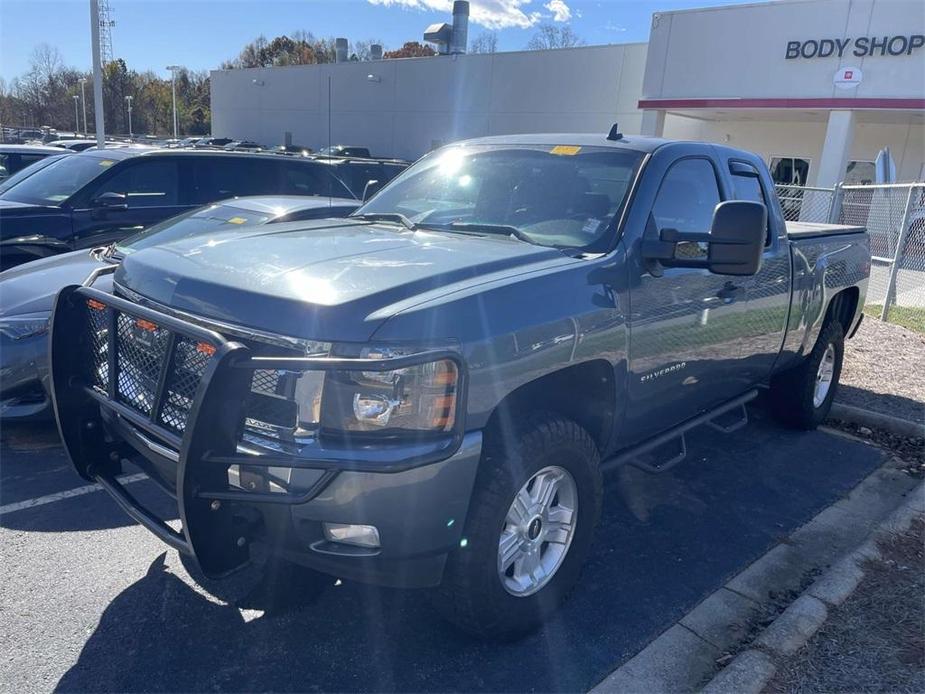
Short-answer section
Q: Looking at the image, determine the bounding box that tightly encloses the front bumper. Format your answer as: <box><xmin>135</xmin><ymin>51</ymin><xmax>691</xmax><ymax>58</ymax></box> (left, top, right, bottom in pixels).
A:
<box><xmin>50</xmin><ymin>283</ymin><xmax>479</xmax><ymax>586</ymax></box>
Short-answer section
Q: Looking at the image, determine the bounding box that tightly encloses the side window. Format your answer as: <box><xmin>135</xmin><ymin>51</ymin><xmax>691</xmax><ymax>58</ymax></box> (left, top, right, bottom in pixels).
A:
<box><xmin>730</xmin><ymin>162</ymin><xmax>772</xmax><ymax>246</ymax></box>
<box><xmin>91</xmin><ymin>160</ymin><xmax>179</xmax><ymax>207</ymax></box>
<box><xmin>652</xmin><ymin>158</ymin><xmax>721</xmax><ymax>235</ymax></box>
<box><xmin>0</xmin><ymin>154</ymin><xmax>9</xmax><ymax>178</ymax></box>
<box><xmin>187</xmin><ymin>158</ymin><xmax>278</xmax><ymax>204</ymax></box>
<box><xmin>17</xmin><ymin>154</ymin><xmax>46</xmax><ymax>170</ymax></box>
<box><xmin>281</xmin><ymin>162</ymin><xmax>352</xmax><ymax>198</ymax></box>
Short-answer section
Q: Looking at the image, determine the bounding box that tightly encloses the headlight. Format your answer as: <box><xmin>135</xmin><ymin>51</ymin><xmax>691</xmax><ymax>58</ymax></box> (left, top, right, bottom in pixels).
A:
<box><xmin>320</xmin><ymin>347</ymin><xmax>459</xmax><ymax>435</ymax></box>
<box><xmin>0</xmin><ymin>312</ymin><xmax>50</xmax><ymax>341</ymax></box>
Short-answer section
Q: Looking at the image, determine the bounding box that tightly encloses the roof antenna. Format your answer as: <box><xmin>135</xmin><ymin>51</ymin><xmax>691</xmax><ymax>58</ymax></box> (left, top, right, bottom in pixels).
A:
<box><xmin>606</xmin><ymin>123</ymin><xmax>623</xmax><ymax>141</ymax></box>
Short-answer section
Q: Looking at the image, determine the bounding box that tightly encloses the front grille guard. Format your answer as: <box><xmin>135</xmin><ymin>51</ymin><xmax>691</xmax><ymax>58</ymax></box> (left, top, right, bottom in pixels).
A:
<box><xmin>49</xmin><ymin>280</ymin><xmax>468</xmax><ymax>577</ymax></box>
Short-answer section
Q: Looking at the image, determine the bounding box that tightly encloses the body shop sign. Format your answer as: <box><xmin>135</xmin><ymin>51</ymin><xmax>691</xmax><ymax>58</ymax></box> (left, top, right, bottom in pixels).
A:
<box><xmin>786</xmin><ymin>35</ymin><xmax>924</xmax><ymax>59</ymax></box>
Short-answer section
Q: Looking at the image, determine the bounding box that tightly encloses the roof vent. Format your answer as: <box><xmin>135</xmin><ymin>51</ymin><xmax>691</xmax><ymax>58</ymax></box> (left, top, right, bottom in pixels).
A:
<box><xmin>607</xmin><ymin>123</ymin><xmax>623</xmax><ymax>141</ymax></box>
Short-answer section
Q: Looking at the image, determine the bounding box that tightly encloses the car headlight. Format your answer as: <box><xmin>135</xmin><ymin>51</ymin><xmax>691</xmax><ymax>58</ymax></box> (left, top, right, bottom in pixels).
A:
<box><xmin>0</xmin><ymin>312</ymin><xmax>50</xmax><ymax>341</ymax></box>
<box><xmin>320</xmin><ymin>347</ymin><xmax>460</xmax><ymax>435</ymax></box>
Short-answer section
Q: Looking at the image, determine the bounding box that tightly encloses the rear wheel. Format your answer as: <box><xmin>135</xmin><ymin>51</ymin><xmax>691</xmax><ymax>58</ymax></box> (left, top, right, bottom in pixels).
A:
<box><xmin>770</xmin><ymin>320</ymin><xmax>844</xmax><ymax>429</ymax></box>
<box><xmin>433</xmin><ymin>414</ymin><xmax>602</xmax><ymax>639</ymax></box>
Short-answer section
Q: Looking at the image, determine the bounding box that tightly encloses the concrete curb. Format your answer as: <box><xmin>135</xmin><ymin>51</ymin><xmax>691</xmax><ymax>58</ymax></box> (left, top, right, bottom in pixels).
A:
<box><xmin>697</xmin><ymin>479</ymin><xmax>925</xmax><ymax>693</ymax></box>
<box><xmin>830</xmin><ymin>402</ymin><xmax>925</xmax><ymax>439</ymax></box>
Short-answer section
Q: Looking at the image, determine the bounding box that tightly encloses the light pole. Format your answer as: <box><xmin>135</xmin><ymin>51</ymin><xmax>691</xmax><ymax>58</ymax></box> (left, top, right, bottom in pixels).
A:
<box><xmin>124</xmin><ymin>95</ymin><xmax>133</xmax><ymax>138</ymax></box>
<box><xmin>73</xmin><ymin>95</ymin><xmax>80</xmax><ymax>134</ymax></box>
<box><xmin>78</xmin><ymin>78</ymin><xmax>88</xmax><ymax>135</ymax></box>
<box><xmin>166</xmin><ymin>65</ymin><xmax>180</xmax><ymax>139</ymax></box>
<box><xmin>90</xmin><ymin>0</ymin><xmax>106</xmax><ymax>148</ymax></box>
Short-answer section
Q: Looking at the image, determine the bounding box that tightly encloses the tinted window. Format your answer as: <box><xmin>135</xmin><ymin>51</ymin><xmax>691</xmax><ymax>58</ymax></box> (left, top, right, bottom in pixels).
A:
<box><xmin>652</xmin><ymin>158</ymin><xmax>721</xmax><ymax>235</ymax></box>
<box><xmin>17</xmin><ymin>154</ymin><xmax>47</xmax><ymax>170</ymax></box>
<box><xmin>280</xmin><ymin>161</ymin><xmax>354</xmax><ymax>199</ymax></box>
<box><xmin>186</xmin><ymin>157</ymin><xmax>279</xmax><ymax>204</ymax></box>
<box><xmin>0</xmin><ymin>154</ymin><xmax>67</xmax><ymax>193</ymax></box>
<box><xmin>730</xmin><ymin>163</ymin><xmax>772</xmax><ymax>245</ymax></box>
<box><xmin>90</xmin><ymin>159</ymin><xmax>179</xmax><ymax>207</ymax></box>
<box><xmin>1</xmin><ymin>153</ymin><xmax>114</xmax><ymax>205</ymax></box>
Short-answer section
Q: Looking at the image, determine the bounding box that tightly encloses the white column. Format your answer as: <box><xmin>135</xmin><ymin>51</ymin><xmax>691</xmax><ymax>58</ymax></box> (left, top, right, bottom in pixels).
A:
<box><xmin>640</xmin><ymin>109</ymin><xmax>665</xmax><ymax>138</ymax></box>
<box><xmin>814</xmin><ymin>110</ymin><xmax>855</xmax><ymax>188</ymax></box>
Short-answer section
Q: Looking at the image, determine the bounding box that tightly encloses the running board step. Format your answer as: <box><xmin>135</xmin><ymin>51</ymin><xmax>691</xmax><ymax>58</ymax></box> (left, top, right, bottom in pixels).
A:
<box><xmin>706</xmin><ymin>403</ymin><xmax>749</xmax><ymax>434</ymax></box>
<box><xmin>601</xmin><ymin>389</ymin><xmax>759</xmax><ymax>475</ymax></box>
<box><xmin>630</xmin><ymin>434</ymin><xmax>687</xmax><ymax>473</ymax></box>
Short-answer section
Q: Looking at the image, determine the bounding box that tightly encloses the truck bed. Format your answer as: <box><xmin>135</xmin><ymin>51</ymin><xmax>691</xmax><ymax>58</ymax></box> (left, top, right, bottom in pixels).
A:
<box><xmin>786</xmin><ymin>221</ymin><xmax>866</xmax><ymax>239</ymax></box>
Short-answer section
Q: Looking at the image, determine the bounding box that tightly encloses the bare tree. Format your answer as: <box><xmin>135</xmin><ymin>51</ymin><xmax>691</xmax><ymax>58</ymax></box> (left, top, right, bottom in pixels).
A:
<box><xmin>469</xmin><ymin>32</ymin><xmax>498</xmax><ymax>54</ymax></box>
<box><xmin>526</xmin><ymin>24</ymin><xmax>584</xmax><ymax>50</ymax></box>
<box><xmin>351</xmin><ymin>39</ymin><xmax>386</xmax><ymax>61</ymax></box>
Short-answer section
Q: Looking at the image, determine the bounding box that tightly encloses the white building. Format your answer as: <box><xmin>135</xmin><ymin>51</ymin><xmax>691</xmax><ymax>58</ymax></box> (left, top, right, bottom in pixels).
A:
<box><xmin>210</xmin><ymin>0</ymin><xmax>925</xmax><ymax>184</ymax></box>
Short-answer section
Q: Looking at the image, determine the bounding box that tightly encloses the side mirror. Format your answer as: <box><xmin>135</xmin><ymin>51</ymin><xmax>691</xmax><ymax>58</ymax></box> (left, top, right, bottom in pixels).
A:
<box><xmin>641</xmin><ymin>201</ymin><xmax>766</xmax><ymax>276</ymax></box>
<box><xmin>706</xmin><ymin>201</ymin><xmax>766</xmax><ymax>275</ymax></box>
<box><xmin>362</xmin><ymin>179</ymin><xmax>381</xmax><ymax>202</ymax></box>
<box><xmin>92</xmin><ymin>191</ymin><xmax>128</xmax><ymax>210</ymax></box>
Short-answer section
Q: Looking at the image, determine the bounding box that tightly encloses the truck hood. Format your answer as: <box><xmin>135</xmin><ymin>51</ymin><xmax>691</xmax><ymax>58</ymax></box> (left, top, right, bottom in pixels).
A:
<box><xmin>0</xmin><ymin>250</ymin><xmax>104</xmax><ymax>317</ymax></box>
<box><xmin>115</xmin><ymin>219</ymin><xmax>575</xmax><ymax>342</ymax></box>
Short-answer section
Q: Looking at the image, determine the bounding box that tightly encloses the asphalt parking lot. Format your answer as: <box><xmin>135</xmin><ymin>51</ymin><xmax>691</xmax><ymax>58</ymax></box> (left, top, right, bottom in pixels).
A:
<box><xmin>1</xmin><ymin>407</ymin><xmax>886</xmax><ymax>693</ymax></box>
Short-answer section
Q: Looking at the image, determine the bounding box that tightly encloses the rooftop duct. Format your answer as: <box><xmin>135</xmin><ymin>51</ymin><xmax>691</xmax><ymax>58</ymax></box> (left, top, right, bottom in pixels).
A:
<box><xmin>423</xmin><ymin>1</ymin><xmax>469</xmax><ymax>55</ymax></box>
<box><xmin>451</xmin><ymin>1</ymin><xmax>469</xmax><ymax>54</ymax></box>
<box><xmin>335</xmin><ymin>37</ymin><xmax>349</xmax><ymax>63</ymax></box>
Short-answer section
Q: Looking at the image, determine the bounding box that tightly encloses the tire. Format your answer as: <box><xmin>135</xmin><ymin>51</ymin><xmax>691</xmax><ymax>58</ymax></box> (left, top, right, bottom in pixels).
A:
<box><xmin>770</xmin><ymin>319</ymin><xmax>844</xmax><ymax>430</ymax></box>
<box><xmin>433</xmin><ymin>413</ymin><xmax>602</xmax><ymax>640</ymax></box>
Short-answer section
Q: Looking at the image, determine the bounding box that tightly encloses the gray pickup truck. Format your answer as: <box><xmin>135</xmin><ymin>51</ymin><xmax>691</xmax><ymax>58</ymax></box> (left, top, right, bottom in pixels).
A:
<box><xmin>50</xmin><ymin>130</ymin><xmax>870</xmax><ymax>638</ymax></box>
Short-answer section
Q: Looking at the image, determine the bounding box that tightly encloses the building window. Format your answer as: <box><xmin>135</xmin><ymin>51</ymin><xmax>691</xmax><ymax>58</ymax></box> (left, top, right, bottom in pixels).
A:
<box><xmin>769</xmin><ymin>157</ymin><xmax>811</xmax><ymax>186</ymax></box>
<box><xmin>844</xmin><ymin>161</ymin><xmax>875</xmax><ymax>185</ymax></box>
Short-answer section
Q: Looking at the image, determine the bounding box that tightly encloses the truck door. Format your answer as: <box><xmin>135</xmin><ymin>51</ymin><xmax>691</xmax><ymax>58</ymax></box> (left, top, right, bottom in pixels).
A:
<box><xmin>70</xmin><ymin>158</ymin><xmax>188</xmax><ymax>249</ymax></box>
<box><xmin>623</xmin><ymin>153</ymin><xmax>753</xmax><ymax>443</ymax></box>
<box><xmin>725</xmin><ymin>158</ymin><xmax>792</xmax><ymax>383</ymax></box>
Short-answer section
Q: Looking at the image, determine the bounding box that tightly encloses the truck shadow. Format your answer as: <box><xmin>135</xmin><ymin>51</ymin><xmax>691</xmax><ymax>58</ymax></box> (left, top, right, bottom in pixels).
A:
<box><xmin>54</xmin><ymin>413</ymin><xmax>888</xmax><ymax>693</ymax></box>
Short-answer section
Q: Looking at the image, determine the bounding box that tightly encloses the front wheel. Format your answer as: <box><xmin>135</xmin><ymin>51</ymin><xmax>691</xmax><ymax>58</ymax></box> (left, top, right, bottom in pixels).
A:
<box><xmin>770</xmin><ymin>320</ymin><xmax>844</xmax><ymax>429</ymax></box>
<box><xmin>432</xmin><ymin>414</ymin><xmax>602</xmax><ymax>639</ymax></box>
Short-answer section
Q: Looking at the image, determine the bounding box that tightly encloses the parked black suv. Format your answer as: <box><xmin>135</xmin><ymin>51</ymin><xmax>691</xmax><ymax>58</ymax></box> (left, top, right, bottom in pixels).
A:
<box><xmin>0</xmin><ymin>148</ymin><xmax>356</xmax><ymax>269</ymax></box>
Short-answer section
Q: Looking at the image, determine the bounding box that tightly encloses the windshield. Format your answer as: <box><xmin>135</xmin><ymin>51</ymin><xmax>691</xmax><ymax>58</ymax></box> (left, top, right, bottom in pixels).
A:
<box><xmin>114</xmin><ymin>203</ymin><xmax>274</xmax><ymax>255</ymax></box>
<box><xmin>0</xmin><ymin>153</ymin><xmax>116</xmax><ymax>206</ymax></box>
<box><xmin>0</xmin><ymin>154</ymin><xmax>69</xmax><ymax>194</ymax></box>
<box><xmin>356</xmin><ymin>144</ymin><xmax>643</xmax><ymax>251</ymax></box>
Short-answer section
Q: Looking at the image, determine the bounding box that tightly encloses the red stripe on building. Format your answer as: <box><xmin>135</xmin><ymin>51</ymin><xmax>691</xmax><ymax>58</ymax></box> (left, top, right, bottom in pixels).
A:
<box><xmin>637</xmin><ymin>97</ymin><xmax>925</xmax><ymax>110</ymax></box>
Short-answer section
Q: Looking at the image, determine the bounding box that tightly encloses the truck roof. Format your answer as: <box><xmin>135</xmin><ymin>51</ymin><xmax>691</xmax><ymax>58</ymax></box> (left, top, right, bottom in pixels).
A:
<box><xmin>458</xmin><ymin>132</ymin><xmax>672</xmax><ymax>154</ymax></box>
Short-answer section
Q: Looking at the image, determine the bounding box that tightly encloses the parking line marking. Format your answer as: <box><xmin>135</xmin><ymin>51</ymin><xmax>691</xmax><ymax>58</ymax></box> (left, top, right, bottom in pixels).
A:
<box><xmin>0</xmin><ymin>473</ymin><xmax>148</xmax><ymax>516</ymax></box>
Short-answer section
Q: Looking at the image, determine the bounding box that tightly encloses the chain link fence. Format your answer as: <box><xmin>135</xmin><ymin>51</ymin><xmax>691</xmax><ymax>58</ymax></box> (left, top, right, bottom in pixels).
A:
<box><xmin>776</xmin><ymin>182</ymin><xmax>925</xmax><ymax>331</ymax></box>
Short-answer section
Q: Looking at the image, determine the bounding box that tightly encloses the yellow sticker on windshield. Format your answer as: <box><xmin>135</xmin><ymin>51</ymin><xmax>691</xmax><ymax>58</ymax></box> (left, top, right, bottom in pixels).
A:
<box><xmin>226</xmin><ymin>216</ymin><xmax>247</xmax><ymax>225</ymax></box>
<box><xmin>99</xmin><ymin>159</ymin><xmax>115</xmax><ymax>167</ymax></box>
<box><xmin>551</xmin><ymin>145</ymin><xmax>581</xmax><ymax>156</ymax></box>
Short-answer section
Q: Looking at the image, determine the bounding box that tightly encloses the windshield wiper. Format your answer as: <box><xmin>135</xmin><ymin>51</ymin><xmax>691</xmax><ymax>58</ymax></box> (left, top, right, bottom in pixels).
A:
<box><xmin>352</xmin><ymin>212</ymin><xmax>416</xmax><ymax>230</ymax></box>
<box><xmin>425</xmin><ymin>222</ymin><xmax>534</xmax><ymax>244</ymax></box>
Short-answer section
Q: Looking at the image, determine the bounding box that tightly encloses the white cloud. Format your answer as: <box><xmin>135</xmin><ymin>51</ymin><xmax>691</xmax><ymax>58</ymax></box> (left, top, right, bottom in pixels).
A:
<box><xmin>544</xmin><ymin>0</ymin><xmax>571</xmax><ymax>22</ymax></box>
<box><xmin>367</xmin><ymin>0</ymin><xmax>553</xmax><ymax>30</ymax></box>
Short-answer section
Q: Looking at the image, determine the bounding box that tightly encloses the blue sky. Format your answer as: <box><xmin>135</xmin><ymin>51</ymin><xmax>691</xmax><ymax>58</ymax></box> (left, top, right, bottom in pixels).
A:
<box><xmin>0</xmin><ymin>0</ymin><xmax>759</xmax><ymax>81</ymax></box>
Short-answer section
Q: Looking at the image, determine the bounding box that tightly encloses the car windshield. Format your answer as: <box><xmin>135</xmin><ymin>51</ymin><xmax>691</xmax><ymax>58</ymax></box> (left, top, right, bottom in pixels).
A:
<box><xmin>114</xmin><ymin>203</ymin><xmax>274</xmax><ymax>255</ymax></box>
<box><xmin>0</xmin><ymin>153</ymin><xmax>116</xmax><ymax>206</ymax></box>
<box><xmin>0</xmin><ymin>154</ymin><xmax>69</xmax><ymax>194</ymax></box>
<box><xmin>356</xmin><ymin>144</ymin><xmax>644</xmax><ymax>252</ymax></box>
